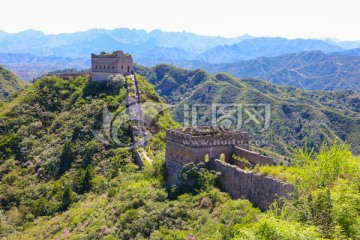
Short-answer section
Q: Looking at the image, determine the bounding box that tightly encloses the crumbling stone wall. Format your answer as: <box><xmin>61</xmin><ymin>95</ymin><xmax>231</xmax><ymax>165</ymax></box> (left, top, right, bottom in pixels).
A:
<box><xmin>209</xmin><ymin>160</ymin><xmax>293</xmax><ymax>211</ymax></box>
<box><xmin>165</xmin><ymin>128</ymin><xmax>293</xmax><ymax>210</ymax></box>
<box><xmin>165</xmin><ymin>129</ymin><xmax>249</xmax><ymax>186</ymax></box>
<box><xmin>232</xmin><ymin>146</ymin><xmax>275</xmax><ymax>166</ymax></box>
<box><xmin>134</xmin><ymin>150</ymin><xmax>145</xmax><ymax>169</ymax></box>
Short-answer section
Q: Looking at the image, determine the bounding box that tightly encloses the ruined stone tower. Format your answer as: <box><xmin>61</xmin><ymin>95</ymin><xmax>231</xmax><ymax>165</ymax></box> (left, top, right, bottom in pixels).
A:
<box><xmin>165</xmin><ymin>128</ymin><xmax>292</xmax><ymax>211</ymax></box>
<box><xmin>165</xmin><ymin>128</ymin><xmax>250</xmax><ymax>185</ymax></box>
<box><xmin>91</xmin><ymin>50</ymin><xmax>134</xmax><ymax>81</ymax></box>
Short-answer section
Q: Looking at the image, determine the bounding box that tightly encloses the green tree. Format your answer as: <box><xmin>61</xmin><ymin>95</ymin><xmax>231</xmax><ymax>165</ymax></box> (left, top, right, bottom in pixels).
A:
<box><xmin>82</xmin><ymin>166</ymin><xmax>95</xmax><ymax>192</ymax></box>
<box><xmin>58</xmin><ymin>141</ymin><xmax>74</xmax><ymax>176</ymax></box>
<box><xmin>82</xmin><ymin>140</ymin><xmax>100</xmax><ymax>167</ymax></box>
<box><xmin>0</xmin><ymin>134</ymin><xmax>21</xmax><ymax>159</ymax></box>
<box><xmin>174</xmin><ymin>162</ymin><xmax>219</xmax><ymax>197</ymax></box>
<box><xmin>309</xmin><ymin>188</ymin><xmax>333</xmax><ymax>236</ymax></box>
<box><xmin>61</xmin><ymin>185</ymin><xmax>74</xmax><ymax>211</ymax></box>
<box><xmin>74</xmin><ymin>166</ymin><xmax>95</xmax><ymax>194</ymax></box>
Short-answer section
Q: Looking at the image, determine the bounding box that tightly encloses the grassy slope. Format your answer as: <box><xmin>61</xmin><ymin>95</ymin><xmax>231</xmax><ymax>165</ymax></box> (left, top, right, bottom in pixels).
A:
<box><xmin>136</xmin><ymin>64</ymin><xmax>360</xmax><ymax>156</ymax></box>
<box><xmin>0</xmin><ymin>74</ymin><xmax>359</xmax><ymax>239</ymax></box>
<box><xmin>0</xmin><ymin>75</ymin><xmax>320</xmax><ymax>239</ymax></box>
<box><xmin>0</xmin><ymin>65</ymin><xmax>29</xmax><ymax>101</ymax></box>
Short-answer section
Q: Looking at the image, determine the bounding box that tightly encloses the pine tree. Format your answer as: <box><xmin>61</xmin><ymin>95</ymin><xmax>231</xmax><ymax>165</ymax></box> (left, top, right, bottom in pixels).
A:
<box><xmin>82</xmin><ymin>165</ymin><xmax>95</xmax><ymax>192</ymax></box>
<box><xmin>75</xmin><ymin>166</ymin><xmax>95</xmax><ymax>194</ymax></box>
<box><xmin>61</xmin><ymin>185</ymin><xmax>73</xmax><ymax>210</ymax></box>
<box><xmin>58</xmin><ymin>141</ymin><xmax>74</xmax><ymax>176</ymax></box>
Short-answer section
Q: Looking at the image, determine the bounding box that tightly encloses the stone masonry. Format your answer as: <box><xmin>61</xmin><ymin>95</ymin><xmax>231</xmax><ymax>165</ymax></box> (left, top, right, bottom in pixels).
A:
<box><xmin>209</xmin><ymin>159</ymin><xmax>294</xmax><ymax>211</ymax></box>
<box><xmin>91</xmin><ymin>50</ymin><xmax>134</xmax><ymax>81</ymax></box>
<box><xmin>165</xmin><ymin>128</ymin><xmax>291</xmax><ymax>211</ymax></box>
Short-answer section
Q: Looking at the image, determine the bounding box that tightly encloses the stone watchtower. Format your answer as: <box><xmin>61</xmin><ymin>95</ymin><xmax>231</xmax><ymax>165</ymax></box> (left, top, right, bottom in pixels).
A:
<box><xmin>165</xmin><ymin>128</ymin><xmax>290</xmax><ymax>211</ymax></box>
<box><xmin>165</xmin><ymin>127</ymin><xmax>250</xmax><ymax>186</ymax></box>
<box><xmin>91</xmin><ymin>50</ymin><xmax>134</xmax><ymax>81</ymax></box>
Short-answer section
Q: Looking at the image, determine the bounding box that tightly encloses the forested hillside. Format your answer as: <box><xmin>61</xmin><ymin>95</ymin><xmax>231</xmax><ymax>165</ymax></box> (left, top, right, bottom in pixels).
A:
<box><xmin>136</xmin><ymin>64</ymin><xmax>360</xmax><ymax>155</ymax></box>
<box><xmin>199</xmin><ymin>51</ymin><xmax>360</xmax><ymax>92</ymax></box>
<box><xmin>0</xmin><ymin>74</ymin><xmax>359</xmax><ymax>239</ymax></box>
<box><xmin>0</xmin><ymin>65</ymin><xmax>28</xmax><ymax>101</ymax></box>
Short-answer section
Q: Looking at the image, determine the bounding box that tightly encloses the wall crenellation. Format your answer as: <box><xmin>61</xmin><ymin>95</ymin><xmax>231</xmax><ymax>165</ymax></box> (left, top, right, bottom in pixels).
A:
<box><xmin>166</xmin><ymin>128</ymin><xmax>249</xmax><ymax>148</ymax></box>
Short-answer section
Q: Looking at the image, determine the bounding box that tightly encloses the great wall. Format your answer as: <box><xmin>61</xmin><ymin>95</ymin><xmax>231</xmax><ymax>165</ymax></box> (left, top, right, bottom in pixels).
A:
<box><xmin>40</xmin><ymin>50</ymin><xmax>294</xmax><ymax>211</ymax></box>
<box><xmin>89</xmin><ymin>50</ymin><xmax>294</xmax><ymax>211</ymax></box>
<box><xmin>165</xmin><ymin>128</ymin><xmax>293</xmax><ymax>210</ymax></box>
<box><xmin>91</xmin><ymin>51</ymin><xmax>134</xmax><ymax>81</ymax></box>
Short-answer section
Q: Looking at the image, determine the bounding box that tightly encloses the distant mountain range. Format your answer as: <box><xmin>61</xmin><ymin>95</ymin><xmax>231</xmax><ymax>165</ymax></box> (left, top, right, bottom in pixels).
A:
<box><xmin>1</xmin><ymin>28</ymin><xmax>360</xmax><ymax>92</ymax></box>
<box><xmin>0</xmin><ymin>28</ymin><xmax>359</xmax><ymax>61</ymax></box>
<box><xmin>195</xmin><ymin>37</ymin><xmax>344</xmax><ymax>63</ymax></box>
<box><xmin>160</xmin><ymin>50</ymin><xmax>360</xmax><ymax>92</ymax></box>
<box><xmin>0</xmin><ymin>29</ymin><xmax>251</xmax><ymax>59</ymax></box>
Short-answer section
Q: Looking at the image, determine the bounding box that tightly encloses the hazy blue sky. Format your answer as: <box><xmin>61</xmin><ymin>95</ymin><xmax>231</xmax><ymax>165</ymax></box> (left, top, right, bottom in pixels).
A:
<box><xmin>1</xmin><ymin>0</ymin><xmax>359</xmax><ymax>40</ymax></box>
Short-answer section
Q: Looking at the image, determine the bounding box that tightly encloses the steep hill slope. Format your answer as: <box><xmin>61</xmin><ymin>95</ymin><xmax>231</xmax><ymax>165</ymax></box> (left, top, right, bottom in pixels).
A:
<box><xmin>0</xmin><ymin>73</ymin><xmax>359</xmax><ymax>239</ymax></box>
<box><xmin>0</xmin><ymin>75</ymin><xmax>323</xmax><ymax>239</ymax></box>
<box><xmin>0</xmin><ymin>65</ymin><xmax>29</xmax><ymax>101</ymax></box>
<box><xmin>136</xmin><ymin>64</ymin><xmax>360</xmax><ymax>155</ymax></box>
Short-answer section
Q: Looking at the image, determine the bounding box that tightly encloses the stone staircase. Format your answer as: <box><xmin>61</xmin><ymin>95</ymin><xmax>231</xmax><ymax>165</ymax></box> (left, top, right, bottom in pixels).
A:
<box><xmin>125</xmin><ymin>73</ymin><xmax>150</xmax><ymax>168</ymax></box>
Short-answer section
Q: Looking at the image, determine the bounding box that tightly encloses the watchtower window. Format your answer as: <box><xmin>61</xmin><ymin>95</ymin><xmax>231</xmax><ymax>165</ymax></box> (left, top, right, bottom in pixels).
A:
<box><xmin>112</xmin><ymin>66</ymin><xmax>114</xmax><ymax>70</ymax></box>
<box><xmin>108</xmin><ymin>66</ymin><xmax>110</xmax><ymax>70</ymax></box>
<box><xmin>104</xmin><ymin>66</ymin><xmax>106</xmax><ymax>70</ymax></box>
<box><xmin>95</xmin><ymin>65</ymin><xmax>97</xmax><ymax>69</ymax></box>
<box><xmin>121</xmin><ymin>66</ymin><xmax>124</xmax><ymax>70</ymax></box>
<box><xmin>99</xmin><ymin>66</ymin><xmax>101</xmax><ymax>69</ymax></box>
<box><xmin>127</xmin><ymin>66</ymin><xmax>130</xmax><ymax>72</ymax></box>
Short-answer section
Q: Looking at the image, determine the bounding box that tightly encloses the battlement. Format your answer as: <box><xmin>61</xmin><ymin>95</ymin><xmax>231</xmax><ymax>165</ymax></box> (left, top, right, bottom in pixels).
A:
<box><xmin>166</xmin><ymin>128</ymin><xmax>249</xmax><ymax>147</ymax></box>
<box><xmin>91</xmin><ymin>50</ymin><xmax>131</xmax><ymax>58</ymax></box>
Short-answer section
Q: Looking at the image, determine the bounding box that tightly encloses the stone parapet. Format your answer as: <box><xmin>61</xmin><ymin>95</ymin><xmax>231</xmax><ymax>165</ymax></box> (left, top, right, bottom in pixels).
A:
<box><xmin>233</xmin><ymin>146</ymin><xmax>276</xmax><ymax>166</ymax></box>
<box><xmin>209</xmin><ymin>160</ymin><xmax>293</xmax><ymax>211</ymax></box>
<box><xmin>166</xmin><ymin>129</ymin><xmax>249</xmax><ymax>148</ymax></box>
<box><xmin>165</xmin><ymin>127</ymin><xmax>290</xmax><ymax>210</ymax></box>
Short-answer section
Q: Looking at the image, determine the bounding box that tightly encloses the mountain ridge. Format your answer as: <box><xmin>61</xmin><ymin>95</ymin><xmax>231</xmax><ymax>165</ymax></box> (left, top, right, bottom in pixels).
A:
<box><xmin>0</xmin><ymin>28</ymin><xmax>252</xmax><ymax>58</ymax></box>
<box><xmin>0</xmin><ymin>65</ymin><xmax>29</xmax><ymax>101</ymax></box>
<box><xmin>144</xmin><ymin>50</ymin><xmax>360</xmax><ymax>92</ymax></box>
<box><xmin>135</xmin><ymin>64</ymin><xmax>360</xmax><ymax>155</ymax></box>
<box><xmin>0</xmin><ymin>28</ymin><xmax>348</xmax><ymax>61</ymax></box>
<box><xmin>196</xmin><ymin>37</ymin><xmax>344</xmax><ymax>63</ymax></box>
